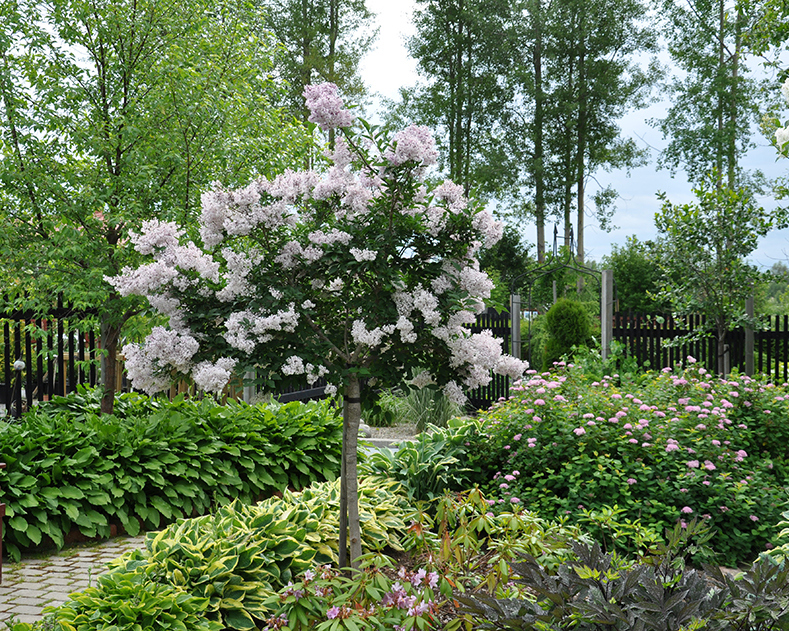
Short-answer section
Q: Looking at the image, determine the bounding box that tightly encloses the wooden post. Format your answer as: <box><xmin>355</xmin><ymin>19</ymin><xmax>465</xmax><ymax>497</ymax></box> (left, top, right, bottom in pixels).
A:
<box><xmin>745</xmin><ymin>295</ymin><xmax>754</xmax><ymax>376</ymax></box>
<box><xmin>601</xmin><ymin>270</ymin><xmax>614</xmax><ymax>361</ymax></box>
<box><xmin>510</xmin><ymin>294</ymin><xmax>521</xmax><ymax>359</ymax></box>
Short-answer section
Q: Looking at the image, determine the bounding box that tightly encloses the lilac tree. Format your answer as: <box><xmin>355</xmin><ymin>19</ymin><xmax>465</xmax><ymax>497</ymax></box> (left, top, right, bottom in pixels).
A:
<box><xmin>108</xmin><ymin>83</ymin><xmax>527</xmax><ymax>567</ymax></box>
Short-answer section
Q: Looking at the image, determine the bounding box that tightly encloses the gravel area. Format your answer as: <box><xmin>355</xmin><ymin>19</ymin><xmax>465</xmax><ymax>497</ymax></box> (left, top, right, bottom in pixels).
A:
<box><xmin>368</xmin><ymin>422</ymin><xmax>418</xmax><ymax>440</ymax></box>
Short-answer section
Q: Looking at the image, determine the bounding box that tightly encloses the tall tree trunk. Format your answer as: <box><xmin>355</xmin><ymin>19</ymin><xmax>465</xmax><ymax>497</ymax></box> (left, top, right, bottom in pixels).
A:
<box><xmin>576</xmin><ymin>30</ymin><xmax>586</xmax><ymax>293</ymax></box>
<box><xmin>338</xmin><ymin>374</ymin><xmax>362</xmax><ymax>568</ymax></box>
<box><xmin>533</xmin><ymin>0</ymin><xmax>546</xmax><ymax>263</ymax></box>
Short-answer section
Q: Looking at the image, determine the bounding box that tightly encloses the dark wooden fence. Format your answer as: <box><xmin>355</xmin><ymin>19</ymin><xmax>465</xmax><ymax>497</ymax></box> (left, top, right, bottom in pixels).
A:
<box><xmin>467</xmin><ymin>308</ymin><xmax>510</xmax><ymax>410</ymax></box>
<box><xmin>613</xmin><ymin>312</ymin><xmax>789</xmax><ymax>381</ymax></box>
<box><xmin>1</xmin><ymin>298</ymin><xmax>99</xmax><ymax>413</ymax></box>
<box><xmin>1</xmin><ymin>302</ymin><xmax>513</xmax><ymax>413</ymax></box>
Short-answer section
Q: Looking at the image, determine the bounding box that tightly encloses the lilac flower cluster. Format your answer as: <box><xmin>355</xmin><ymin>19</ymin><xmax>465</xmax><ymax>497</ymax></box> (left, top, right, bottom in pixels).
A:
<box><xmin>303</xmin><ymin>82</ymin><xmax>355</xmax><ymax>131</ymax></box>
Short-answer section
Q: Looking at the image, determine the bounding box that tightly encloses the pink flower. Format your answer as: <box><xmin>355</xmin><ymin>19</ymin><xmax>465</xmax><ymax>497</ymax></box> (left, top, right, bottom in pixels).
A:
<box><xmin>750</xmin><ymin>515</ymin><xmax>759</xmax><ymax>522</ymax></box>
<box><xmin>510</xmin><ymin>497</ymin><xmax>520</xmax><ymax>504</ymax></box>
<box><xmin>573</xmin><ymin>427</ymin><xmax>586</xmax><ymax>436</ymax></box>
<box><xmin>681</xmin><ymin>506</ymin><xmax>693</xmax><ymax>514</ymax></box>
<box><xmin>303</xmin><ymin>83</ymin><xmax>355</xmax><ymax>131</ymax></box>
<box><xmin>327</xmin><ymin>606</ymin><xmax>341</xmax><ymax>620</ymax></box>
<box><xmin>626</xmin><ymin>478</ymin><xmax>637</xmax><ymax>485</ymax></box>
<box><xmin>534</xmin><ymin>399</ymin><xmax>546</xmax><ymax>406</ymax></box>
<box><xmin>687</xmin><ymin>460</ymin><xmax>700</xmax><ymax>468</ymax></box>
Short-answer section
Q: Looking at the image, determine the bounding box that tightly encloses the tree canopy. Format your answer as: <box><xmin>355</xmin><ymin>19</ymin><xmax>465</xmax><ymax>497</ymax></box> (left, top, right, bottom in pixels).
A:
<box><xmin>0</xmin><ymin>0</ymin><xmax>311</xmax><ymax>412</ymax></box>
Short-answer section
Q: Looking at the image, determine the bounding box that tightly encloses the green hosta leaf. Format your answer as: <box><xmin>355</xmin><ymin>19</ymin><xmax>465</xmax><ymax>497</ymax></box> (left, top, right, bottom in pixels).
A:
<box><xmin>62</xmin><ymin>500</ymin><xmax>80</xmax><ymax>521</ymax></box>
<box><xmin>150</xmin><ymin>496</ymin><xmax>174</xmax><ymax>519</ymax></box>
<box><xmin>223</xmin><ymin>607</ymin><xmax>257</xmax><ymax>630</ymax></box>
<box><xmin>9</xmin><ymin>515</ymin><xmax>27</xmax><ymax>532</ymax></box>
<box><xmin>58</xmin><ymin>486</ymin><xmax>86</xmax><ymax>500</ymax></box>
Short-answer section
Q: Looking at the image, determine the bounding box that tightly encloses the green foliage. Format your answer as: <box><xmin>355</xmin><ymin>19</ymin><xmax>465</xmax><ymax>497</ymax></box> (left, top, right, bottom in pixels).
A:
<box><xmin>603</xmin><ymin>236</ymin><xmax>668</xmax><ymax>313</ymax></box>
<box><xmin>467</xmin><ymin>361</ymin><xmax>789</xmax><ymax>566</ymax></box>
<box><xmin>363</xmin><ymin>374</ymin><xmax>464</xmax><ymax>431</ymax></box>
<box><xmin>457</xmin><ymin>519</ymin><xmax>725</xmax><ymax>630</ymax></box>
<box><xmin>0</xmin><ymin>0</ymin><xmax>311</xmax><ymax>411</ymax></box>
<box><xmin>655</xmin><ymin>173</ymin><xmax>788</xmax><ymax>373</ymax></box>
<box><xmin>0</xmin><ymin>392</ymin><xmax>342</xmax><ymax>560</ymax></box>
<box><xmin>360</xmin><ymin>429</ymin><xmax>469</xmax><ymax>502</ymax></box>
<box><xmin>51</xmin><ymin>571</ymin><xmax>221</xmax><ymax>631</ymax></box>
<box><xmin>542</xmin><ymin>298</ymin><xmax>592</xmax><ymax>369</ymax></box>
<box><xmin>44</xmin><ymin>478</ymin><xmax>410</xmax><ymax>630</ymax></box>
<box><xmin>264</xmin><ymin>555</ymin><xmax>439</xmax><ymax>631</ymax></box>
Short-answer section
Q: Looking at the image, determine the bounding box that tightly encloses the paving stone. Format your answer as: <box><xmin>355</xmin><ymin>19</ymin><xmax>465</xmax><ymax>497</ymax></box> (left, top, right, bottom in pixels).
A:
<box><xmin>0</xmin><ymin>535</ymin><xmax>148</xmax><ymax>622</ymax></box>
<box><xmin>3</xmin><ymin>604</ymin><xmax>42</xmax><ymax>615</ymax></box>
<box><xmin>5</xmin><ymin>613</ymin><xmax>40</xmax><ymax>623</ymax></box>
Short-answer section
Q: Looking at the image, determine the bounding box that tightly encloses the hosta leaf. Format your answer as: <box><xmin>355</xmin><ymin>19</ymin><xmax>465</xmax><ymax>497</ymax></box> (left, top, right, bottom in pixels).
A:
<box><xmin>223</xmin><ymin>607</ymin><xmax>257</xmax><ymax>630</ymax></box>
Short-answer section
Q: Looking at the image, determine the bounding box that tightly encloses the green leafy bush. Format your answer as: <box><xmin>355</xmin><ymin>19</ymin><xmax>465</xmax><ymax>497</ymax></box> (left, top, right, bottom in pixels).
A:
<box><xmin>467</xmin><ymin>361</ymin><xmax>789</xmax><ymax>566</ymax></box>
<box><xmin>0</xmin><ymin>393</ymin><xmax>342</xmax><ymax>560</ymax></box>
<box><xmin>51</xmin><ymin>571</ymin><xmax>221</xmax><ymax>631</ymax></box>
<box><xmin>457</xmin><ymin>519</ymin><xmax>724</xmax><ymax>630</ymax></box>
<box><xmin>542</xmin><ymin>298</ymin><xmax>592</xmax><ymax>369</ymax></box>
<box><xmin>52</xmin><ymin>478</ymin><xmax>411</xmax><ymax>630</ymax></box>
<box><xmin>459</xmin><ymin>518</ymin><xmax>789</xmax><ymax>631</ymax></box>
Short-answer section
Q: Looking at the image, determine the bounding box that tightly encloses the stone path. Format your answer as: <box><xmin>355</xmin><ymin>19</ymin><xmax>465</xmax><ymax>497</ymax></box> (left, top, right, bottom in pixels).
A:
<box><xmin>0</xmin><ymin>535</ymin><xmax>147</xmax><ymax>625</ymax></box>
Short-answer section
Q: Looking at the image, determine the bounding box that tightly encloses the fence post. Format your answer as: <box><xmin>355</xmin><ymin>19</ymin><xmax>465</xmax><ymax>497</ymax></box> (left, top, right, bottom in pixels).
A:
<box><xmin>243</xmin><ymin>371</ymin><xmax>255</xmax><ymax>404</ymax></box>
<box><xmin>510</xmin><ymin>294</ymin><xmax>521</xmax><ymax>359</ymax></box>
<box><xmin>601</xmin><ymin>270</ymin><xmax>614</xmax><ymax>361</ymax></box>
<box><xmin>745</xmin><ymin>295</ymin><xmax>754</xmax><ymax>376</ymax></box>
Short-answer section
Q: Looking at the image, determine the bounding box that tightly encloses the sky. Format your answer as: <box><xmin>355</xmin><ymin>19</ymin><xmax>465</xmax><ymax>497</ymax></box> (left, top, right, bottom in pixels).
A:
<box><xmin>358</xmin><ymin>0</ymin><xmax>789</xmax><ymax>270</ymax></box>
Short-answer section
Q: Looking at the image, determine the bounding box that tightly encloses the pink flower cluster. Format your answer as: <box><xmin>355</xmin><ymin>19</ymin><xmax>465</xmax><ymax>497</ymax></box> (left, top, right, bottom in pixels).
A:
<box><xmin>303</xmin><ymin>82</ymin><xmax>355</xmax><ymax>131</ymax></box>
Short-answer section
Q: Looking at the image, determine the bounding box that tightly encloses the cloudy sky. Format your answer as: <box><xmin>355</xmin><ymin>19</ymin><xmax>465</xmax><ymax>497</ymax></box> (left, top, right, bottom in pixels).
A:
<box><xmin>359</xmin><ymin>0</ymin><xmax>789</xmax><ymax>269</ymax></box>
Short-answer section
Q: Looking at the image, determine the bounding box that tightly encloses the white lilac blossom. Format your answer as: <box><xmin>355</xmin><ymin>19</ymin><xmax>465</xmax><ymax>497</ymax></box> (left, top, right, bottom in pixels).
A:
<box><xmin>121</xmin><ymin>327</ymin><xmax>200</xmax><ymax>394</ymax></box>
<box><xmin>385</xmin><ymin>125</ymin><xmax>439</xmax><ymax>166</ymax></box>
<box><xmin>130</xmin><ymin>219</ymin><xmax>183</xmax><ymax>255</ymax></box>
<box><xmin>303</xmin><ymin>82</ymin><xmax>355</xmax><ymax>131</ymax></box>
<box><xmin>351</xmin><ymin>320</ymin><xmax>387</xmax><ymax>348</ymax></box>
<box><xmin>777</xmin><ymin>78</ymin><xmax>789</xmax><ymax>149</ymax></box>
<box><xmin>411</xmin><ymin>370</ymin><xmax>434</xmax><ymax>389</ymax></box>
<box><xmin>192</xmin><ymin>358</ymin><xmax>237</xmax><ymax>393</ymax></box>
<box><xmin>350</xmin><ymin>248</ymin><xmax>377</xmax><ymax>262</ymax></box>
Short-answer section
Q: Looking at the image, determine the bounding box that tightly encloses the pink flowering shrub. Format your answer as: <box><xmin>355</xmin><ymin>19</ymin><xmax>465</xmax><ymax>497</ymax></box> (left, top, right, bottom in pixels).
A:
<box><xmin>465</xmin><ymin>359</ymin><xmax>789</xmax><ymax>566</ymax></box>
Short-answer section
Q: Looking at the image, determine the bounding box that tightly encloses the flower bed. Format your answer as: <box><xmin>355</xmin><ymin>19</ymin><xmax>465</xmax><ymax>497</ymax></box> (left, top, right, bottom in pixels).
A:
<box><xmin>468</xmin><ymin>359</ymin><xmax>789</xmax><ymax>566</ymax></box>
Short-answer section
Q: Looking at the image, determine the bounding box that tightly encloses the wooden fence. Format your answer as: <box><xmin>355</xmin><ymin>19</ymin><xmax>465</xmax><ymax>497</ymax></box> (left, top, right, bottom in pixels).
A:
<box><xmin>1</xmin><ymin>298</ymin><xmax>100</xmax><ymax>413</ymax></box>
<box><xmin>466</xmin><ymin>308</ymin><xmax>510</xmax><ymax>409</ymax></box>
<box><xmin>1</xmin><ymin>304</ymin><xmax>513</xmax><ymax>413</ymax></box>
<box><xmin>613</xmin><ymin>312</ymin><xmax>789</xmax><ymax>381</ymax></box>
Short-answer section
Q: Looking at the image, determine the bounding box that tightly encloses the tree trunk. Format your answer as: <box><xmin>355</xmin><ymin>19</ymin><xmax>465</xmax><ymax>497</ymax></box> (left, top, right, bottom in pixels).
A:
<box><xmin>533</xmin><ymin>0</ymin><xmax>546</xmax><ymax>263</ymax></box>
<box><xmin>338</xmin><ymin>374</ymin><xmax>362</xmax><ymax>569</ymax></box>
<box><xmin>100</xmin><ymin>318</ymin><xmax>121</xmax><ymax>415</ymax></box>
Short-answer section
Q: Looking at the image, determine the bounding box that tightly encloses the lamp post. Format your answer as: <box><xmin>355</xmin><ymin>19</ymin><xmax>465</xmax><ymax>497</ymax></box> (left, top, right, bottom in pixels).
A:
<box><xmin>13</xmin><ymin>360</ymin><xmax>24</xmax><ymax>420</ymax></box>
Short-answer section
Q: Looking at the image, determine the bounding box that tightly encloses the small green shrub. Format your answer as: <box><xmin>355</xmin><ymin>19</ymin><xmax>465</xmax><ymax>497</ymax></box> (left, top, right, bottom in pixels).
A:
<box><xmin>364</xmin><ymin>375</ymin><xmax>463</xmax><ymax>431</ymax></box>
<box><xmin>458</xmin><ymin>519</ymin><xmax>724</xmax><ymax>631</ymax></box>
<box><xmin>50</xmin><ymin>571</ymin><xmax>221</xmax><ymax>631</ymax></box>
<box><xmin>542</xmin><ymin>298</ymin><xmax>592</xmax><ymax>369</ymax></box>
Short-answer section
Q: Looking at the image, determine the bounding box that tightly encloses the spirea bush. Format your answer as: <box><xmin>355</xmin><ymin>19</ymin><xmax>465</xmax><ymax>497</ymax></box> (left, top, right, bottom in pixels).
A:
<box><xmin>468</xmin><ymin>358</ymin><xmax>789</xmax><ymax>566</ymax></box>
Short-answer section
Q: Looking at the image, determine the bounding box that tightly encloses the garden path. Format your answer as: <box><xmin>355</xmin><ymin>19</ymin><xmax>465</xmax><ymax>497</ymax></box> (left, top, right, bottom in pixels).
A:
<box><xmin>0</xmin><ymin>534</ymin><xmax>146</xmax><ymax>625</ymax></box>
